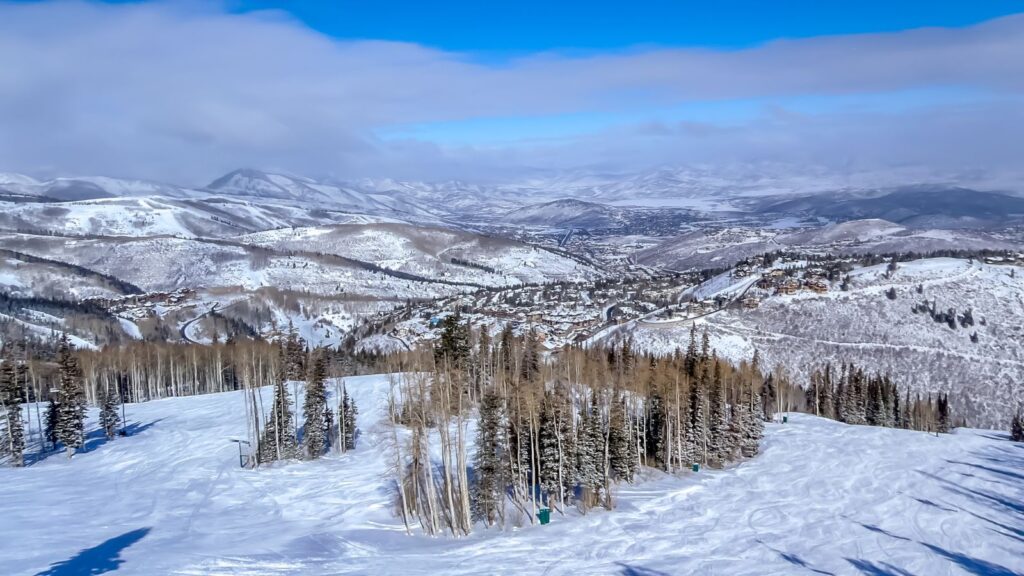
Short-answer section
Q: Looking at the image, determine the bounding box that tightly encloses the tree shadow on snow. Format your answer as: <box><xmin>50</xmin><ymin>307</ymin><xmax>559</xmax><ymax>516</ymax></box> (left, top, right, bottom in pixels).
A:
<box><xmin>911</xmin><ymin>496</ymin><xmax>958</xmax><ymax>513</ymax></box>
<box><xmin>856</xmin><ymin>522</ymin><xmax>912</xmax><ymax>542</ymax></box>
<box><xmin>845</xmin><ymin>558</ymin><xmax>916</xmax><ymax>576</ymax></box>
<box><xmin>25</xmin><ymin>419</ymin><xmax>163</xmax><ymax>466</ymax></box>
<box><xmin>615</xmin><ymin>562</ymin><xmax>671</xmax><ymax>576</ymax></box>
<box><xmin>849</xmin><ymin>517</ymin><xmax>1021</xmax><ymax>576</ymax></box>
<box><xmin>83</xmin><ymin>419</ymin><xmax>163</xmax><ymax>453</ymax></box>
<box><xmin>34</xmin><ymin>527</ymin><xmax>150</xmax><ymax>576</ymax></box>
<box><xmin>918</xmin><ymin>542</ymin><xmax>1020</xmax><ymax>576</ymax></box>
<box><xmin>756</xmin><ymin>539</ymin><xmax>835</xmax><ymax>575</ymax></box>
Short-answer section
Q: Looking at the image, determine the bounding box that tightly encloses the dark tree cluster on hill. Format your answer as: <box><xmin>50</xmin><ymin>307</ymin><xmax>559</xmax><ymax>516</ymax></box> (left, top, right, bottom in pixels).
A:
<box><xmin>385</xmin><ymin>321</ymin><xmax>767</xmax><ymax>535</ymax></box>
<box><xmin>805</xmin><ymin>363</ymin><xmax>952</xmax><ymax>433</ymax></box>
<box><xmin>0</xmin><ymin>346</ymin><xmax>29</xmax><ymax>467</ymax></box>
<box><xmin>1010</xmin><ymin>409</ymin><xmax>1024</xmax><ymax>443</ymax></box>
<box><xmin>910</xmin><ymin>300</ymin><xmax>977</xmax><ymax>331</ymax></box>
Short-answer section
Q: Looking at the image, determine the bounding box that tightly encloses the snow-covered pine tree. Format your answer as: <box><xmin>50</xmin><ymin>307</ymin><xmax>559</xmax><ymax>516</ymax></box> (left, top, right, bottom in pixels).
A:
<box><xmin>55</xmin><ymin>335</ymin><xmax>86</xmax><ymax>457</ymax></box>
<box><xmin>737</xmin><ymin>383</ymin><xmax>764</xmax><ymax>458</ymax></box>
<box><xmin>937</xmin><ymin>393</ymin><xmax>951</xmax><ymax>433</ymax></box>
<box><xmin>341</xmin><ymin>385</ymin><xmax>357</xmax><ymax>451</ymax></box>
<box><xmin>575</xmin><ymin>396</ymin><xmax>604</xmax><ymax>511</ymax></box>
<box><xmin>98</xmin><ymin>384</ymin><xmax>121</xmax><ymax>440</ymax></box>
<box><xmin>284</xmin><ymin>322</ymin><xmax>306</xmax><ymax>381</ymax></box>
<box><xmin>538</xmin><ymin>393</ymin><xmax>562</xmax><ymax>508</ymax></box>
<box><xmin>258</xmin><ymin>368</ymin><xmax>298</xmax><ymax>464</ymax></box>
<box><xmin>688</xmin><ymin>362</ymin><xmax>708</xmax><ymax>465</ymax></box>
<box><xmin>608</xmin><ymin>392</ymin><xmax>635</xmax><ymax>482</ymax></box>
<box><xmin>1011</xmin><ymin>408</ymin><xmax>1024</xmax><ymax>442</ymax></box>
<box><xmin>0</xmin><ymin>358</ymin><xmax>25</xmax><ymax>466</ymax></box>
<box><xmin>683</xmin><ymin>325</ymin><xmax>699</xmax><ymax>378</ymax></box>
<box><xmin>865</xmin><ymin>377</ymin><xmax>881</xmax><ymax>425</ymax></box>
<box><xmin>302</xmin><ymin>350</ymin><xmax>328</xmax><ymax>459</ymax></box>
<box><xmin>434</xmin><ymin>311</ymin><xmax>471</xmax><ymax>372</ymax></box>
<box><xmin>727</xmin><ymin>385</ymin><xmax>748</xmax><ymax>457</ymax></box>
<box><xmin>644</xmin><ymin>383</ymin><xmax>665</xmax><ymax>469</ymax></box>
<box><xmin>902</xmin><ymin>390</ymin><xmax>913</xmax><ymax>429</ymax></box>
<box><xmin>843</xmin><ymin>366</ymin><xmax>866</xmax><ymax>425</ymax></box>
<box><xmin>834</xmin><ymin>377</ymin><xmax>846</xmax><ymax>423</ymax></box>
<box><xmin>44</xmin><ymin>395</ymin><xmax>59</xmax><ymax>451</ymax></box>
<box><xmin>707</xmin><ymin>357</ymin><xmax>729</xmax><ymax>465</ymax></box>
<box><xmin>472</xmin><ymin>387</ymin><xmax>506</xmax><ymax>526</ymax></box>
<box><xmin>519</xmin><ymin>329</ymin><xmax>540</xmax><ymax>384</ymax></box>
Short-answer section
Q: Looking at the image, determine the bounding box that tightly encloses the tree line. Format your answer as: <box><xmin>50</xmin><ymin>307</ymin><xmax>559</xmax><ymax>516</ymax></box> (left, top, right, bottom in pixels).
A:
<box><xmin>381</xmin><ymin>315</ymin><xmax>769</xmax><ymax>535</ymax></box>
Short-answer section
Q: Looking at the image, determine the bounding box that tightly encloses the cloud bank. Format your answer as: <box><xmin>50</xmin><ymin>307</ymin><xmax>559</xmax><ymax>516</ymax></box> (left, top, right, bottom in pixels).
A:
<box><xmin>1</xmin><ymin>1</ymin><xmax>1022</xmax><ymax>184</ymax></box>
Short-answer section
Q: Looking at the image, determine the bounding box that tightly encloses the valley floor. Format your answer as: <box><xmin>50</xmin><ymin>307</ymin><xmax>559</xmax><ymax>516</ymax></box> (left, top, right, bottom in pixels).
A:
<box><xmin>2</xmin><ymin>375</ymin><xmax>1022</xmax><ymax>575</ymax></box>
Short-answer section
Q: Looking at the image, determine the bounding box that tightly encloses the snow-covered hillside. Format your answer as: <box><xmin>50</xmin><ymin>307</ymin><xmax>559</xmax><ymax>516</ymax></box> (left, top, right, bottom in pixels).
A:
<box><xmin>240</xmin><ymin>224</ymin><xmax>604</xmax><ymax>287</ymax></box>
<box><xmin>0</xmin><ymin>173</ymin><xmax>198</xmax><ymax>201</ymax></box>
<box><xmin>0</xmin><ymin>253</ymin><xmax>131</xmax><ymax>300</ymax></box>
<box><xmin>2</xmin><ymin>375</ymin><xmax>1021</xmax><ymax>575</ymax></box>
<box><xmin>623</xmin><ymin>258</ymin><xmax>1024</xmax><ymax>428</ymax></box>
<box><xmin>504</xmin><ymin>199</ymin><xmax>627</xmax><ymax>229</ymax></box>
<box><xmin>208</xmin><ymin>169</ymin><xmax>437</xmax><ymax>219</ymax></box>
<box><xmin>637</xmin><ymin>219</ymin><xmax>1021</xmax><ymax>270</ymax></box>
<box><xmin>0</xmin><ymin>233</ymin><xmax>469</xmax><ymax>300</ymax></box>
<box><xmin>0</xmin><ymin>196</ymin><xmax>401</xmax><ymax>239</ymax></box>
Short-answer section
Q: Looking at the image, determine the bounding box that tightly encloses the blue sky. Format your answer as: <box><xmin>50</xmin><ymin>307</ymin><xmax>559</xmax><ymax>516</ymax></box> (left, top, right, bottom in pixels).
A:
<box><xmin>228</xmin><ymin>1</ymin><xmax>1023</xmax><ymax>52</ymax></box>
<box><xmin>1</xmin><ymin>1</ymin><xmax>1023</xmax><ymax>182</ymax></box>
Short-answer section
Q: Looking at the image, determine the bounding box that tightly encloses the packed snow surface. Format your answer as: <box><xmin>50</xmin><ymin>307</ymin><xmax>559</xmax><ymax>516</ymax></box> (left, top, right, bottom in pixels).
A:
<box><xmin>2</xmin><ymin>374</ymin><xmax>1021</xmax><ymax>575</ymax></box>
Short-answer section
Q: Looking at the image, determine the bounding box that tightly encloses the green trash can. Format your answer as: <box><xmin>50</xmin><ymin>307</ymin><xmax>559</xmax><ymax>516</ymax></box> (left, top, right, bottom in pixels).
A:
<box><xmin>692</xmin><ymin>462</ymin><xmax>700</xmax><ymax>473</ymax></box>
<box><xmin>537</xmin><ymin>507</ymin><xmax>551</xmax><ymax>525</ymax></box>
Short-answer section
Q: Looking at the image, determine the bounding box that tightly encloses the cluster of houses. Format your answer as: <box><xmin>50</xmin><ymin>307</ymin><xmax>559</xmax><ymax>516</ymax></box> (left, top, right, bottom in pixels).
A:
<box><xmin>388</xmin><ymin>275</ymin><xmax>688</xmax><ymax>349</ymax></box>
<box><xmin>98</xmin><ymin>288</ymin><xmax>197</xmax><ymax>320</ymax></box>
<box><xmin>752</xmin><ymin>268</ymin><xmax>830</xmax><ymax>296</ymax></box>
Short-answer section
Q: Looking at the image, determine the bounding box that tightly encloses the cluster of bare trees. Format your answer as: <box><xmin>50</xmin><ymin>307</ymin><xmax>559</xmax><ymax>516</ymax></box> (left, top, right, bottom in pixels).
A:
<box><xmin>381</xmin><ymin>316</ymin><xmax>769</xmax><ymax>535</ymax></box>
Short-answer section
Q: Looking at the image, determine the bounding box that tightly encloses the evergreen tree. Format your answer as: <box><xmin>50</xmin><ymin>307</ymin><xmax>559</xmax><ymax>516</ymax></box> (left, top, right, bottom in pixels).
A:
<box><xmin>1010</xmin><ymin>408</ymin><xmax>1024</xmax><ymax>443</ymax></box>
<box><xmin>745</xmin><ymin>385</ymin><xmax>765</xmax><ymax>456</ymax></box>
<box><xmin>707</xmin><ymin>358</ymin><xmax>729</xmax><ymax>464</ymax></box>
<box><xmin>519</xmin><ymin>329</ymin><xmax>541</xmax><ymax>384</ymax></box>
<box><xmin>55</xmin><ymin>335</ymin><xmax>86</xmax><ymax>457</ymax></box>
<box><xmin>258</xmin><ymin>369</ymin><xmax>298</xmax><ymax>464</ymax></box>
<box><xmin>688</xmin><ymin>363</ymin><xmax>708</xmax><ymax>465</ymax></box>
<box><xmin>576</xmin><ymin>396</ymin><xmax>604</xmax><ymax>509</ymax></box>
<box><xmin>341</xmin><ymin>385</ymin><xmax>358</xmax><ymax>451</ymax></box>
<box><xmin>302</xmin><ymin>350</ymin><xmax>328</xmax><ymax>459</ymax></box>
<box><xmin>44</xmin><ymin>395</ymin><xmax>59</xmax><ymax>451</ymax></box>
<box><xmin>538</xmin><ymin>392</ymin><xmax>566</xmax><ymax>507</ymax></box>
<box><xmin>283</xmin><ymin>322</ymin><xmax>306</xmax><ymax>380</ymax></box>
<box><xmin>937</xmin><ymin>393</ymin><xmax>951</xmax><ymax>433</ymax></box>
<box><xmin>98</xmin><ymin>384</ymin><xmax>121</xmax><ymax>440</ymax></box>
<box><xmin>434</xmin><ymin>311</ymin><xmax>471</xmax><ymax>371</ymax></box>
<box><xmin>472</xmin><ymin>388</ymin><xmax>506</xmax><ymax>525</ymax></box>
<box><xmin>645</xmin><ymin>387</ymin><xmax>665</xmax><ymax>468</ymax></box>
<box><xmin>683</xmin><ymin>326</ymin><xmax>699</xmax><ymax>378</ymax></box>
<box><xmin>0</xmin><ymin>358</ymin><xmax>25</xmax><ymax>467</ymax></box>
<box><xmin>608</xmin><ymin>393</ymin><xmax>635</xmax><ymax>482</ymax></box>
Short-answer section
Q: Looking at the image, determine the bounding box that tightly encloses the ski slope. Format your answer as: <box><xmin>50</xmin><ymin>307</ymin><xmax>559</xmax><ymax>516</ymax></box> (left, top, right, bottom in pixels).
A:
<box><xmin>1</xmin><ymin>375</ymin><xmax>1021</xmax><ymax>575</ymax></box>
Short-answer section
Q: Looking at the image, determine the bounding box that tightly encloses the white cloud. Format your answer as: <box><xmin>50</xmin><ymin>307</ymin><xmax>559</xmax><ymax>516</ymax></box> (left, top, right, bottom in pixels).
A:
<box><xmin>0</xmin><ymin>1</ymin><xmax>1021</xmax><ymax>184</ymax></box>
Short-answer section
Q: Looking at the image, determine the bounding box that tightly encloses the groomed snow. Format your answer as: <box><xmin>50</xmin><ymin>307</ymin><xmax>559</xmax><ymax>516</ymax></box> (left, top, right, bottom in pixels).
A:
<box><xmin>1</xmin><ymin>374</ymin><xmax>1021</xmax><ymax>575</ymax></box>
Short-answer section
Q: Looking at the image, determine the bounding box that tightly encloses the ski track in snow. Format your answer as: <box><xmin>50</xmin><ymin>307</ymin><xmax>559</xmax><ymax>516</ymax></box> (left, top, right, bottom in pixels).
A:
<box><xmin>1</xmin><ymin>374</ymin><xmax>1022</xmax><ymax>575</ymax></box>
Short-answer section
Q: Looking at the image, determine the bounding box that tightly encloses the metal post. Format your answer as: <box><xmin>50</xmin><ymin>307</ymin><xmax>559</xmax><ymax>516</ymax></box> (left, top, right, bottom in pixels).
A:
<box><xmin>230</xmin><ymin>439</ymin><xmax>251</xmax><ymax>468</ymax></box>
